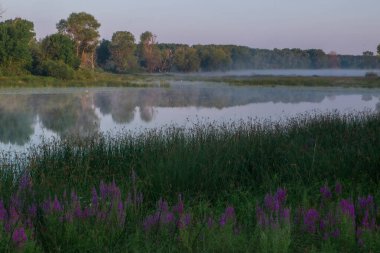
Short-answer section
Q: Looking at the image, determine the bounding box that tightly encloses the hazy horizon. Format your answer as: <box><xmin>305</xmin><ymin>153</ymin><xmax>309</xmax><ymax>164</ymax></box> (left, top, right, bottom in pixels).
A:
<box><xmin>1</xmin><ymin>0</ymin><xmax>380</xmax><ymax>55</ymax></box>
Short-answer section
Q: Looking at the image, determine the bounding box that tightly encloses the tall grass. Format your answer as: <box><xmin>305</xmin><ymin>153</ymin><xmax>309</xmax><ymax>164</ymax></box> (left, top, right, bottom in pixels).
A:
<box><xmin>1</xmin><ymin>112</ymin><xmax>380</xmax><ymax>251</ymax></box>
<box><xmin>20</xmin><ymin>112</ymin><xmax>380</xmax><ymax>202</ymax></box>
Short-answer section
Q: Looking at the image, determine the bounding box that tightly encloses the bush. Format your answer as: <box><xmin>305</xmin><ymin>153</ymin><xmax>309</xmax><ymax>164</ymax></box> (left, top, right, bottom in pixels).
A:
<box><xmin>40</xmin><ymin>60</ymin><xmax>75</xmax><ymax>80</ymax></box>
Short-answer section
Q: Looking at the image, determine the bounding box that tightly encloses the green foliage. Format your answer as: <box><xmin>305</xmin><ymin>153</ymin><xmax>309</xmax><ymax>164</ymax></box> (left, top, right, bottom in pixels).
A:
<box><xmin>196</xmin><ymin>45</ymin><xmax>232</xmax><ymax>71</ymax></box>
<box><xmin>39</xmin><ymin>60</ymin><xmax>75</xmax><ymax>80</ymax></box>
<box><xmin>173</xmin><ymin>46</ymin><xmax>200</xmax><ymax>72</ymax></box>
<box><xmin>139</xmin><ymin>31</ymin><xmax>162</xmax><ymax>72</ymax></box>
<box><xmin>41</xmin><ymin>33</ymin><xmax>80</xmax><ymax>69</ymax></box>
<box><xmin>377</xmin><ymin>44</ymin><xmax>380</xmax><ymax>56</ymax></box>
<box><xmin>96</xmin><ymin>39</ymin><xmax>111</xmax><ymax>68</ymax></box>
<box><xmin>257</xmin><ymin>226</ymin><xmax>292</xmax><ymax>253</ymax></box>
<box><xmin>57</xmin><ymin>12</ymin><xmax>100</xmax><ymax>68</ymax></box>
<box><xmin>109</xmin><ymin>31</ymin><xmax>138</xmax><ymax>73</ymax></box>
<box><xmin>0</xmin><ymin>18</ymin><xmax>35</xmax><ymax>74</ymax></box>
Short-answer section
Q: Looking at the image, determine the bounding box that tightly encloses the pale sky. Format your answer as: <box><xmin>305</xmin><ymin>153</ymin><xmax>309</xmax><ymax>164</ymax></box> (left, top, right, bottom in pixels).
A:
<box><xmin>1</xmin><ymin>0</ymin><xmax>380</xmax><ymax>55</ymax></box>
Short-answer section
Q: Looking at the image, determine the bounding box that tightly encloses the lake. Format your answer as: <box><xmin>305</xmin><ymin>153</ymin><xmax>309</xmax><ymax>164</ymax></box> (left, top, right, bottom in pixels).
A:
<box><xmin>1</xmin><ymin>81</ymin><xmax>380</xmax><ymax>152</ymax></box>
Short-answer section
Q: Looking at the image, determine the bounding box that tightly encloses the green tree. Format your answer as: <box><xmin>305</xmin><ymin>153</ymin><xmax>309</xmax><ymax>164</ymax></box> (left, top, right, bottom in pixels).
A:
<box><xmin>139</xmin><ymin>31</ymin><xmax>161</xmax><ymax>72</ymax></box>
<box><xmin>57</xmin><ymin>12</ymin><xmax>100</xmax><ymax>69</ymax></box>
<box><xmin>377</xmin><ymin>44</ymin><xmax>380</xmax><ymax>56</ymax></box>
<box><xmin>306</xmin><ymin>49</ymin><xmax>327</xmax><ymax>68</ymax></box>
<box><xmin>0</xmin><ymin>18</ymin><xmax>35</xmax><ymax>74</ymax></box>
<box><xmin>109</xmin><ymin>31</ymin><xmax>138</xmax><ymax>73</ymax></box>
<box><xmin>96</xmin><ymin>39</ymin><xmax>111</xmax><ymax>69</ymax></box>
<box><xmin>41</xmin><ymin>33</ymin><xmax>80</xmax><ymax>69</ymax></box>
<box><xmin>197</xmin><ymin>46</ymin><xmax>232</xmax><ymax>71</ymax></box>
<box><xmin>173</xmin><ymin>46</ymin><xmax>200</xmax><ymax>72</ymax></box>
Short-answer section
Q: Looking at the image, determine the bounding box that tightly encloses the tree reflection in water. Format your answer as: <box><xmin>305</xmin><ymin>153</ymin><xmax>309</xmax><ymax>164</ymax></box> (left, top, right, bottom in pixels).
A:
<box><xmin>0</xmin><ymin>84</ymin><xmax>380</xmax><ymax>147</ymax></box>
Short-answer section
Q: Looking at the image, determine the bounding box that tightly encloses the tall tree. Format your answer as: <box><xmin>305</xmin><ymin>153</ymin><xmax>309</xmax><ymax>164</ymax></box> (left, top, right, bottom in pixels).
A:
<box><xmin>0</xmin><ymin>18</ymin><xmax>35</xmax><ymax>73</ymax></box>
<box><xmin>377</xmin><ymin>44</ymin><xmax>380</xmax><ymax>56</ymax></box>
<box><xmin>57</xmin><ymin>12</ymin><xmax>100</xmax><ymax>69</ymax></box>
<box><xmin>139</xmin><ymin>31</ymin><xmax>161</xmax><ymax>72</ymax></box>
<box><xmin>109</xmin><ymin>31</ymin><xmax>137</xmax><ymax>73</ymax></box>
<box><xmin>41</xmin><ymin>33</ymin><xmax>80</xmax><ymax>69</ymax></box>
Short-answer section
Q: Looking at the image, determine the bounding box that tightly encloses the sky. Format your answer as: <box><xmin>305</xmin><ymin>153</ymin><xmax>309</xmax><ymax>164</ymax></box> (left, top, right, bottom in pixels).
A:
<box><xmin>1</xmin><ymin>0</ymin><xmax>379</xmax><ymax>55</ymax></box>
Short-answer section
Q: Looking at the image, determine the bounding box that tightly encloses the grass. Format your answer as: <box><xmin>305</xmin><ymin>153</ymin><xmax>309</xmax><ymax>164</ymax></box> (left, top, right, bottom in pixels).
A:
<box><xmin>0</xmin><ymin>71</ymin><xmax>169</xmax><ymax>88</ymax></box>
<box><xmin>1</xmin><ymin>71</ymin><xmax>380</xmax><ymax>88</ymax></box>
<box><xmin>1</xmin><ymin>112</ymin><xmax>380</xmax><ymax>252</ymax></box>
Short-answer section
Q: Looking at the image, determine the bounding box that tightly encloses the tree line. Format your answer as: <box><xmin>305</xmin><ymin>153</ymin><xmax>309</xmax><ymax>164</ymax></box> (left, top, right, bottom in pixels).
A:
<box><xmin>1</xmin><ymin>12</ymin><xmax>380</xmax><ymax>79</ymax></box>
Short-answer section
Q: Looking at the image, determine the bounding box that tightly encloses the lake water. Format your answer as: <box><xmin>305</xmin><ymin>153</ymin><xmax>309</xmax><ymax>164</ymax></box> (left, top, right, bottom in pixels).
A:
<box><xmin>1</xmin><ymin>81</ymin><xmax>380</xmax><ymax>152</ymax></box>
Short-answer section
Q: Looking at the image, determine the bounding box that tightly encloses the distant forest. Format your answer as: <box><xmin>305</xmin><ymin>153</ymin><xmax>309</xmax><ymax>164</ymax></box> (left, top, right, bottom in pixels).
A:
<box><xmin>1</xmin><ymin>12</ymin><xmax>380</xmax><ymax>79</ymax></box>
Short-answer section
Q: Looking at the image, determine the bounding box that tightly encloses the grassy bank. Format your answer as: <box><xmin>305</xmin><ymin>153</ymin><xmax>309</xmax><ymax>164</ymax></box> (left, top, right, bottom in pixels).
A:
<box><xmin>0</xmin><ymin>72</ymin><xmax>166</xmax><ymax>88</ymax></box>
<box><xmin>1</xmin><ymin>71</ymin><xmax>380</xmax><ymax>88</ymax></box>
<box><xmin>1</xmin><ymin>113</ymin><xmax>380</xmax><ymax>252</ymax></box>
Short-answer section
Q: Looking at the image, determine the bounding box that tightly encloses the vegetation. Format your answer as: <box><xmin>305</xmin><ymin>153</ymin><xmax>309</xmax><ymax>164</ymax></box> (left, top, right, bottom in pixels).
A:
<box><xmin>1</xmin><ymin>112</ymin><xmax>380</xmax><ymax>251</ymax></box>
<box><xmin>1</xmin><ymin>12</ymin><xmax>380</xmax><ymax>83</ymax></box>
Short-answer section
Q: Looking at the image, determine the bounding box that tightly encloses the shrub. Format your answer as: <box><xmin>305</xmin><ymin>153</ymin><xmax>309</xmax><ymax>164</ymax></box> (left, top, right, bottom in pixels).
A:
<box><xmin>40</xmin><ymin>60</ymin><xmax>75</xmax><ymax>80</ymax></box>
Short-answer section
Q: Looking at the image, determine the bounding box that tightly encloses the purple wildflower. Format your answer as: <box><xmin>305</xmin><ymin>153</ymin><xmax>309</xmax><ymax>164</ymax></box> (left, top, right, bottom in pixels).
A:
<box><xmin>12</xmin><ymin>227</ymin><xmax>27</xmax><ymax>247</ymax></box>
<box><xmin>19</xmin><ymin>174</ymin><xmax>32</xmax><ymax>191</ymax></box>
<box><xmin>334</xmin><ymin>182</ymin><xmax>342</xmax><ymax>195</ymax></box>
<box><xmin>71</xmin><ymin>191</ymin><xmax>79</xmax><ymax>203</ymax></box>
<box><xmin>340</xmin><ymin>199</ymin><xmax>355</xmax><ymax>219</ymax></box>
<box><xmin>143</xmin><ymin>213</ymin><xmax>159</xmax><ymax>232</ymax></box>
<box><xmin>304</xmin><ymin>208</ymin><xmax>319</xmax><ymax>233</ymax></box>
<box><xmin>100</xmin><ymin>181</ymin><xmax>107</xmax><ymax>200</ymax></box>
<box><xmin>28</xmin><ymin>204</ymin><xmax>37</xmax><ymax>218</ymax></box>
<box><xmin>332</xmin><ymin>228</ymin><xmax>340</xmax><ymax>238</ymax></box>
<box><xmin>281</xmin><ymin>208</ymin><xmax>291</xmax><ymax>221</ymax></box>
<box><xmin>358</xmin><ymin>195</ymin><xmax>374</xmax><ymax>210</ymax></box>
<box><xmin>219</xmin><ymin>206</ymin><xmax>235</xmax><ymax>227</ymax></box>
<box><xmin>74</xmin><ymin>204</ymin><xmax>82</xmax><ymax>219</ymax></box>
<box><xmin>109</xmin><ymin>180</ymin><xmax>121</xmax><ymax>200</ymax></box>
<box><xmin>42</xmin><ymin>198</ymin><xmax>51</xmax><ymax>214</ymax></box>
<box><xmin>52</xmin><ymin>195</ymin><xmax>62</xmax><ymax>212</ymax></box>
<box><xmin>320</xmin><ymin>185</ymin><xmax>332</xmax><ymax>200</ymax></box>
<box><xmin>173</xmin><ymin>195</ymin><xmax>184</xmax><ymax>215</ymax></box>
<box><xmin>91</xmin><ymin>187</ymin><xmax>98</xmax><ymax>208</ymax></box>
<box><xmin>0</xmin><ymin>201</ymin><xmax>7</xmax><ymax>221</ymax></box>
<box><xmin>264</xmin><ymin>194</ymin><xmax>280</xmax><ymax>212</ymax></box>
<box><xmin>162</xmin><ymin>212</ymin><xmax>175</xmax><ymax>224</ymax></box>
<box><xmin>81</xmin><ymin>207</ymin><xmax>90</xmax><ymax>219</ymax></box>
<box><xmin>182</xmin><ymin>213</ymin><xmax>192</xmax><ymax>228</ymax></box>
<box><xmin>157</xmin><ymin>199</ymin><xmax>169</xmax><ymax>213</ymax></box>
<box><xmin>256</xmin><ymin>206</ymin><xmax>267</xmax><ymax>227</ymax></box>
<box><xmin>9</xmin><ymin>205</ymin><xmax>19</xmax><ymax>223</ymax></box>
<box><xmin>275</xmin><ymin>188</ymin><xmax>287</xmax><ymax>205</ymax></box>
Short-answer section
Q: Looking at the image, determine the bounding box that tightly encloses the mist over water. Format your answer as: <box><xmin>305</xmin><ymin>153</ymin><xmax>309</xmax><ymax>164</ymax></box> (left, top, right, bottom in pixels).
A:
<box><xmin>1</xmin><ymin>81</ymin><xmax>380</xmax><ymax>152</ymax></box>
<box><xmin>184</xmin><ymin>69</ymin><xmax>380</xmax><ymax>77</ymax></box>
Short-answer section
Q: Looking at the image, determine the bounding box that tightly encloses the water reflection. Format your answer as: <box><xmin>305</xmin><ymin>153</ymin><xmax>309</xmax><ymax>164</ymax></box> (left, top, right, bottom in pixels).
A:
<box><xmin>0</xmin><ymin>82</ymin><xmax>380</xmax><ymax>149</ymax></box>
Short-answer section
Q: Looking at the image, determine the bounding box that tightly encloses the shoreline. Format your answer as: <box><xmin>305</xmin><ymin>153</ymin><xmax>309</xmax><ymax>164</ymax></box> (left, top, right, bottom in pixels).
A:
<box><xmin>1</xmin><ymin>72</ymin><xmax>380</xmax><ymax>88</ymax></box>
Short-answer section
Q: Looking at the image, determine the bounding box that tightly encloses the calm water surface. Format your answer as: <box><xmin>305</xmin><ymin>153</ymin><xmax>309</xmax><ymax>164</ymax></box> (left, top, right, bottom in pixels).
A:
<box><xmin>1</xmin><ymin>81</ymin><xmax>380</xmax><ymax>152</ymax></box>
